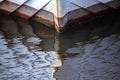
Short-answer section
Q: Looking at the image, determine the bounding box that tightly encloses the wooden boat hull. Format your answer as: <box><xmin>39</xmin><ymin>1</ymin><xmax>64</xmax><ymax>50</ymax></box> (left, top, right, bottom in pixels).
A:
<box><xmin>0</xmin><ymin>0</ymin><xmax>27</xmax><ymax>14</ymax></box>
<box><xmin>0</xmin><ymin>0</ymin><xmax>120</xmax><ymax>32</ymax></box>
<box><xmin>32</xmin><ymin>0</ymin><xmax>120</xmax><ymax>32</ymax></box>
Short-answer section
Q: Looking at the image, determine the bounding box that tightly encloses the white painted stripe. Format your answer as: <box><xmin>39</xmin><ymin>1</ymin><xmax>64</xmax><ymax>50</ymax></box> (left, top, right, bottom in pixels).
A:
<box><xmin>25</xmin><ymin>0</ymin><xmax>51</xmax><ymax>10</ymax></box>
<box><xmin>98</xmin><ymin>0</ymin><xmax>113</xmax><ymax>3</ymax></box>
<box><xmin>43</xmin><ymin>0</ymin><xmax>80</xmax><ymax>17</ymax></box>
<box><xmin>8</xmin><ymin>0</ymin><xmax>27</xmax><ymax>5</ymax></box>
<box><xmin>68</xmin><ymin>0</ymin><xmax>99</xmax><ymax>8</ymax></box>
<box><xmin>41</xmin><ymin>0</ymin><xmax>83</xmax><ymax>28</ymax></box>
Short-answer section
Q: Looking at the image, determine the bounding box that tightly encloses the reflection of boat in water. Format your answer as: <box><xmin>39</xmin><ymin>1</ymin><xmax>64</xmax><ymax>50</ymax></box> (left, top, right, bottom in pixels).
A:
<box><xmin>55</xmin><ymin>33</ymin><xmax>120</xmax><ymax>80</ymax></box>
<box><xmin>0</xmin><ymin>12</ymin><xmax>120</xmax><ymax>80</ymax></box>
<box><xmin>0</xmin><ymin>13</ymin><xmax>62</xmax><ymax>80</ymax></box>
<box><xmin>53</xmin><ymin>13</ymin><xmax>120</xmax><ymax>80</ymax></box>
<box><xmin>0</xmin><ymin>32</ymin><xmax>62</xmax><ymax>80</ymax></box>
<box><xmin>0</xmin><ymin>0</ymin><xmax>120</xmax><ymax>32</ymax></box>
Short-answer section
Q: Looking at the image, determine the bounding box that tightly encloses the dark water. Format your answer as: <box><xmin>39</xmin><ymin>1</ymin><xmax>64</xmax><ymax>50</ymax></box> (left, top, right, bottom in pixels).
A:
<box><xmin>0</xmin><ymin>12</ymin><xmax>120</xmax><ymax>80</ymax></box>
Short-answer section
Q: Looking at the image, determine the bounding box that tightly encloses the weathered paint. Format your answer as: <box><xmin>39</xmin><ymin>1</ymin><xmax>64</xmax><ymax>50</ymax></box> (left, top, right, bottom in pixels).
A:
<box><xmin>105</xmin><ymin>0</ymin><xmax>120</xmax><ymax>9</ymax></box>
<box><xmin>33</xmin><ymin>0</ymin><xmax>119</xmax><ymax>32</ymax></box>
<box><xmin>98</xmin><ymin>0</ymin><xmax>120</xmax><ymax>9</ymax></box>
<box><xmin>0</xmin><ymin>0</ymin><xmax>27</xmax><ymax>14</ymax></box>
<box><xmin>68</xmin><ymin>0</ymin><xmax>111</xmax><ymax>13</ymax></box>
<box><xmin>68</xmin><ymin>0</ymin><xmax>99</xmax><ymax>8</ymax></box>
<box><xmin>14</xmin><ymin>0</ymin><xmax>51</xmax><ymax>19</ymax></box>
<box><xmin>33</xmin><ymin>10</ymin><xmax>55</xmax><ymax>27</ymax></box>
<box><xmin>0</xmin><ymin>0</ymin><xmax>120</xmax><ymax>32</ymax></box>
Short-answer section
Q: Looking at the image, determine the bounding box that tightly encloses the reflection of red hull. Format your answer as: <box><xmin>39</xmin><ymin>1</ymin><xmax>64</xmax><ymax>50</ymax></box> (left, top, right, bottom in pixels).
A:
<box><xmin>0</xmin><ymin>0</ymin><xmax>120</xmax><ymax>32</ymax></box>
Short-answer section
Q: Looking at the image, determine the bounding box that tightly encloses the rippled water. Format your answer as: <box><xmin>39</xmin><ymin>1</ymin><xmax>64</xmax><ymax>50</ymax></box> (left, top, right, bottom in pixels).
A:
<box><xmin>0</xmin><ymin>33</ymin><xmax>62</xmax><ymax>80</ymax></box>
<box><xmin>0</xmin><ymin>12</ymin><xmax>120</xmax><ymax>80</ymax></box>
<box><xmin>0</xmin><ymin>14</ymin><xmax>62</xmax><ymax>80</ymax></box>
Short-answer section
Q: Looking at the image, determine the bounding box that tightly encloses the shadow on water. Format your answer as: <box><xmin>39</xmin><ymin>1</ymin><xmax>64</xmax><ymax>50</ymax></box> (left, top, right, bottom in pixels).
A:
<box><xmin>54</xmin><ymin>11</ymin><xmax>120</xmax><ymax>80</ymax></box>
<box><xmin>0</xmin><ymin>11</ymin><xmax>120</xmax><ymax>80</ymax></box>
<box><xmin>29</xmin><ymin>19</ymin><xmax>55</xmax><ymax>51</ymax></box>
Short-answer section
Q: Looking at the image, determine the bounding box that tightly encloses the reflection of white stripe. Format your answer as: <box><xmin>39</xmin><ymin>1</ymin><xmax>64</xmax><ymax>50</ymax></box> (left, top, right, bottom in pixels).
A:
<box><xmin>98</xmin><ymin>0</ymin><xmax>113</xmax><ymax>3</ymax></box>
<box><xmin>43</xmin><ymin>0</ymin><xmax>80</xmax><ymax>17</ymax></box>
<box><xmin>25</xmin><ymin>0</ymin><xmax>51</xmax><ymax>10</ymax></box>
<box><xmin>8</xmin><ymin>0</ymin><xmax>27</xmax><ymax>5</ymax></box>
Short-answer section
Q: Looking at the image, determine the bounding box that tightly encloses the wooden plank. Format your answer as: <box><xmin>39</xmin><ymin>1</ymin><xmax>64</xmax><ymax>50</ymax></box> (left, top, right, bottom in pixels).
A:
<box><xmin>0</xmin><ymin>0</ymin><xmax>118</xmax><ymax>32</ymax></box>
<box><xmin>0</xmin><ymin>0</ymin><xmax>27</xmax><ymax>14</ymax></box>
<box><xmin>86</xmin><ymin>3</ymin><xmax>110</xmax><ymax>13</ymax></box>
<box><xmin>105</xmin><ymin>0</ymin><xmax>120</xmax><ymax>9</ymax></box>
<box><xmin>98</xmin><ymin>0</ymin><xmax>120</xmax><ymax>9</ymax></box>
<box><xmin>68</xmin><ymin>0</ymin><xmax>99</xmax><ymax>8</ymax></box>
<box><xmin>14</xmin><ymin>0</ymin><xmax>51</xmax><ymax>19</ymax></box>
<box><xmin>18</xmin><ymin>0</ymin><xmax>120</xmax><ymax>32</ymax></box>
<box><xmin>68</xmin><ymin>0</ymin><xmax>110</xmax><ymax>13</ymax></box>
<box><xmin>33</xmin><ymin>9</ymin><xmax>55</xmax><ymax>28</ymax></box>
<box><xmin>33</xmin><ymin>0</ymin><xmax>91</xmax><ymax>32</ymax></box>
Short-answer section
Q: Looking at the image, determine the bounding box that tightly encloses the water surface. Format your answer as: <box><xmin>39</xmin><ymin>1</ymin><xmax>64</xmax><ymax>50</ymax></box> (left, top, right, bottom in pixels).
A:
<box><xmin>0</xmin><ymin>12</ymin><xmax>120</xmax><ymax>80</ymax></box>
